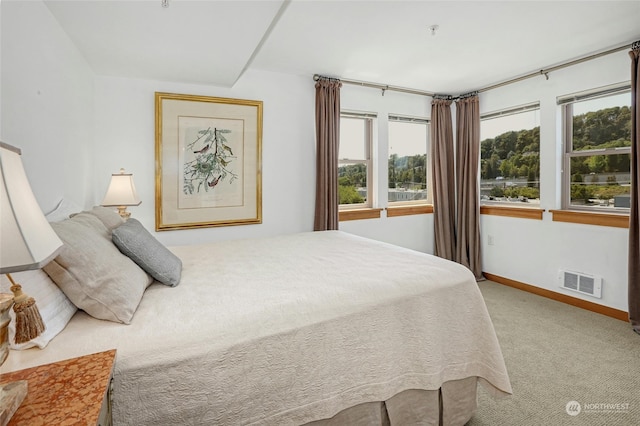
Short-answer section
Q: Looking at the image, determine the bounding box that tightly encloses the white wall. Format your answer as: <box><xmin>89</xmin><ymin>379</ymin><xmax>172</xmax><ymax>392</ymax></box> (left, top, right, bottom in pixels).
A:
<box><xmin>479</xmin><ymin>51</ymin><xmax>631</xmax><ymax>312</ymax></box>
<box><xmin>1</xmin><ymin>0</ymin><xmax>94</xmax><ymax>213</ymax></box>
<box><xmin>339</xmin><ymin>84</ymin><xmax>434</xmax><ymax>254</ymax></box>
<box><xmin>93</xmin><ymin>70</ymin><xmax>317</xmax><ymax>246</ymax></box>
<box><xmin>93</xmin><ymin>75</ymin><xmax>436</xmax><ymax>250</ymax></box>
<box><xmin>1</xmin><ymin>3</ymin><xmax>316</xmax><ymax>248</ymax></box>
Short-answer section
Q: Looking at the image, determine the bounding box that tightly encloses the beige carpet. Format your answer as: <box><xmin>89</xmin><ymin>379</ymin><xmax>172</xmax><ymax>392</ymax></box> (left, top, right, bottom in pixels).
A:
<box><xmin>467</xmin><ymin>280</ymin><xmax>640</xmax><ymax>426</ymax></box>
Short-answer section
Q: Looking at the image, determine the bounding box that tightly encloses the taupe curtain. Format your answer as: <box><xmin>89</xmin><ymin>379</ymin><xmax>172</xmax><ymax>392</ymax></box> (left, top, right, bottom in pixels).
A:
<box><xmin>314</xmin><ymin>78</ymin><xmax>342</xmax><ymax>231</ymax></box>
<box><xmin>431</xmin><ymin>98</ymin><xmax>456</xmax><ymax>261</ymax></box>
<box><xmin>455</xmin><ymin>95</ymin><xmax>482</xmax><ymax>279</ymax></box>
<box><xmin>629</xmin><ymin>42</ymin><xmax>640</xmax><ymax>335</ymax></box>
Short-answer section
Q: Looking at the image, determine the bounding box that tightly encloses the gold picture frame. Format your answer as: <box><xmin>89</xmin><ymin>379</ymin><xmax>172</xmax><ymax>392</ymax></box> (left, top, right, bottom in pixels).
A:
<box><xmin>155</xmin><ymin>92</ymin><xmax>262</xmax><ymax>231</ymax></box>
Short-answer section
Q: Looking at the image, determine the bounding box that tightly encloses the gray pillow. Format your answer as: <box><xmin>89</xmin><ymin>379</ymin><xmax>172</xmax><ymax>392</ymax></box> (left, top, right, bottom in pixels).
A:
<box><xmin>112</xmin><ymin>219</ymin><xmax>182</xmax><ymax>287</ymax></box>
<box><xmin>43</xmin><ymin>213</ymin><xmax>152</xmax><ymax>324</ymax></box>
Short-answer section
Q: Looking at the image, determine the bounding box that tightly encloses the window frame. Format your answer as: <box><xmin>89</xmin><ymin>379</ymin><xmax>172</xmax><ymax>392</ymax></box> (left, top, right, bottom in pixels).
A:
<box><xmin>479</xmin><ymin>102</ymin><xmax>541</xmax><ymax>208</ymax></box>
<box><xmin>387</xmin><ymin>114</ymin><xmax>432</xmax><ymax>206</ymax></box>
<box><xmin>559</xmin><ymin>83</ymin><xmax>631</xmax><ymax>213</ymax></box>
<box><xmin>338</xmin><ymin>111</ymin><xmax>375</xmax><ymax>210</ymax></box>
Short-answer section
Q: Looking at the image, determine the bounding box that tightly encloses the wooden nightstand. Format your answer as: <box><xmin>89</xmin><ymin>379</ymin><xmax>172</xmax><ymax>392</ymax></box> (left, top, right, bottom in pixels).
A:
<box><xmin>0</xmin><ymin>349</ymin><xmax>116</xmax><ymax>426</ymax></box>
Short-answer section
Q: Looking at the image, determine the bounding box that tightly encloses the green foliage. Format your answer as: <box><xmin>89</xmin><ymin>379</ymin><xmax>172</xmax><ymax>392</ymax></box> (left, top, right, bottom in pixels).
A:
<box><xmin>183</xmin><ymin>127</ymin><xmax>237</xmax><ymax>195</ymax></box>
<box><xmin>338</xmin><ymin>163</ymin><xmax>367</xmax><ymax>187</ymax></box>
<box><xmin>503</xmin><ymin>186</ymin><xmax>539</xmax><ymax>199</ymax></box>
<box><xmin>388</xmin><ymin>153</ymin><xmax>398</xmax><ymax>188</ymax></box>
<box><xmin>570</xmin><ymin>183</ymin><xmax>629</xmax><ymax>204</ymax></box>
<box><xmin>527</xmin><ymin>169</ymin><xmax>536</xmax><ymax>187</ymax></box>
<box><xmin>571</xmin><ymin>184</ymin><xmax>593</xmax><ymax>202</ymax></box>
<box><xmin>595</xmin><ymin>185</ymin><xmax>629</xmax><ymax>199</ymax></box>
<box><xmin>346</xmin><ymin>151</ymin><xmax>428</xmax><ymax>204</ymax></box>
<box><xmin>480</xmin><ymin>126</ymin><xmax>540</xmax><ymax>182</ymax></box>
<box><xmin>338</xmin><ymin>165</ymin><xmax>366</xmax><ymax>204</ymax></box>
<box><xmin>339</xmin><ymin>185</ymin><xmax>364</xmax><ymax>204</ymax></box>
<box><xmin>387</xmin><ymin>154</ymin><xmax>427</xmax><ymax>190</ymax></box>
<box><xmin>480</xmin><ymin>106</ymin><xmax>630</xmax><ymax>185</ymax></box>
<box><xmin>488</xmin><ymin>185</ymin><xmax>539</xmax><ymax>200</ymax></box>
<box><xmin>568</xmin><ymin>106</ymin><xmax>631</xmax><ymax>177</ymax></box>
<box><xmin>490</xmin><ymin>186</ymin><xmax>505</xmax><ymax>197</ymax></box>
<box><xmin>571</xmin><ymin>106</ymin><xmax>631</xmax><ymax>151</ymax></box>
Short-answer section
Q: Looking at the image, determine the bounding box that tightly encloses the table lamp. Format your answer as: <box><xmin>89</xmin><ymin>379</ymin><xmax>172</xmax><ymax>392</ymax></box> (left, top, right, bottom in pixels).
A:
<box><xmin>101</xmin><ymin>168</ymin><xmax>141</xmax><ymax>220</ymax></box>
<box><xmin>0</xmin><ymin>141</ymin><xmax>63</xmax><ymax>425</ymax></box>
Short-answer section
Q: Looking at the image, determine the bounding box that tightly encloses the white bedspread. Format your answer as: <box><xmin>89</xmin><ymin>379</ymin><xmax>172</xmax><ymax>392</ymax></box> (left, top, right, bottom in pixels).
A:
<box><xmin>1</xmin><ymin>231</ymin><xmax>511</xmax><ymax>425</ymax></box>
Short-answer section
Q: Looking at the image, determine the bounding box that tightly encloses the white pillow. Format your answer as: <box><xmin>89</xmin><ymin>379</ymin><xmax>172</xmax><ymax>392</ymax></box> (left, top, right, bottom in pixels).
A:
<box><xmin>45</xmin><ymin>198</ymin><xmax>83</xmax><ymax>222</ymax></box>
<box><xmin>0</xmin><ymin>269</ymin><xmax>77</xmax><ymax>350</ymax></box>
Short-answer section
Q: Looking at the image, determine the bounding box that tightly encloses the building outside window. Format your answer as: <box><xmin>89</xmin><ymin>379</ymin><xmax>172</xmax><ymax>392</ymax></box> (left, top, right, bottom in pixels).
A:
<box><xmin>339</xmin><ymin>112</ymin><xmax>375</xmax><ymax>208</ymax></box>
<box><xmin>480</xmin><ymin>103</ymin><xmax>540</xmax><ymax>206</ymax></box>
<box><xmin>388</xmin><ymin>115</ymin><xmax>430</xmax><ymax>204</ymax></box>
<box><xmin>560</xmin><ymin>85</ymin><xmax>631</xmax><ymax>211</ymax></box>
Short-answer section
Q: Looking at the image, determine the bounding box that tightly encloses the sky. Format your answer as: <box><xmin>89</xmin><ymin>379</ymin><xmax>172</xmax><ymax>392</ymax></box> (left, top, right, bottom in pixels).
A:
<box><xmin>388</xmin><ymin>121</ymin><xmax>427</xmax><ymax>158</ymax></box>
<box><xmin>340</xmin><ymin>117</ymin><xmax>427</xmax><ymax>160</ymax></box>
<box><xmin>572</xmin><ymin>92</ymin><xmax>630</xmax><ymax>116</ymax></box>
<box><xmin>481</xmin><ymin>108</ymin><xmax>540</xmax><ymax>140</ymax></box>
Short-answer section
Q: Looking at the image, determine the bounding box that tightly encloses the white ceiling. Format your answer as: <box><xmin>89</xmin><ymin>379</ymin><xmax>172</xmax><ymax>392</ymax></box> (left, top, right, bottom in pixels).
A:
<box><xmin>43</xmin><ymin>0</ymin><xmax>640</xmax><ymax>94</ymax></box>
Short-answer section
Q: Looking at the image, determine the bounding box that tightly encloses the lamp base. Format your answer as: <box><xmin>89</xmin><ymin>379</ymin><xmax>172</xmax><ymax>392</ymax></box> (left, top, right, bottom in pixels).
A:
<box><xmin>116</xmin><ymin>206</ymin><xmax>131</xmax><ymax>221</ymax></box>
<box><xmin>0</xmin><ymin>380</ymin><xmax>27</xmax><ymax>426</ymax></box>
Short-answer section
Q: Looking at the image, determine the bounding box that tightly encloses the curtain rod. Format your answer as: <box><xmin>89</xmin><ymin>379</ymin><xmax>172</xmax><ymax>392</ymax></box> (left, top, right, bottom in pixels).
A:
<box><xmin>479</xmin><ymin>41</ymin><xmax>636</xmax><ymax>93</ymax></box>
<box><xmin>313</xmin><ymin>74</ymin><xmax>434</xmax><ymax>97</ymax></box>
<box><xmin>314</xmin><ymin>39</ymin><xmax>639</xmax><ymax>98</ymax></box>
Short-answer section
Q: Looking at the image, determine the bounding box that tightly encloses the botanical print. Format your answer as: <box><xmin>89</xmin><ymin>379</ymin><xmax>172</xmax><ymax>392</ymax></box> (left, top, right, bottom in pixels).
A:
<box><xmin>178</xmin><ymin>116</ymin><xmax>244</xmax><ymax>209</ymax></box>
<box><xmin>155</xmin><ymin>92</ymin><xmax>262</xmax><ymax>230</ymax></box>
<box><xmin>184</xmin><ymin>127</ymin><xmax>237</xmax><ymax>194</ymax></box>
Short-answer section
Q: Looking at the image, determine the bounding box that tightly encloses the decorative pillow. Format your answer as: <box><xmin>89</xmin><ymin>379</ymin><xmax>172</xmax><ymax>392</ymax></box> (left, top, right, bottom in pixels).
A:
<box><xmin>112</xmin><ymin>219</ymin><xmax>182</xmax><ymax>287</ymax></box>
<box><xmin>72</xmin><ymin>206</ymin><xmax>124</xmax><ymax>232</ymax></box>
<box><xmin>0</xmin><ymin>269</ymin><xmax>77</xmax><ymax>350</ymax></box>
<box><xmin>43</xmin><ymin>212</ymin><xmax>152</xmax><ymax>324</ymax></box>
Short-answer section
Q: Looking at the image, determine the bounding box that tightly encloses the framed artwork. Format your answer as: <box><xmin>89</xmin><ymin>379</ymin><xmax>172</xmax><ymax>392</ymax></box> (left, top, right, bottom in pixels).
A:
<box><xmin>155</xmin><ymin>92</ymin><xmax>262</xmax><ymax>231</ymax></box>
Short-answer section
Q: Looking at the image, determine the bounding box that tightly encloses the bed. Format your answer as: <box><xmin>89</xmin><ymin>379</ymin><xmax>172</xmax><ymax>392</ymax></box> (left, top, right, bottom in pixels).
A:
<box><xmin>0</xmin><ymin>207</ymin><xmax>511</xmax><ymax>425</ymax></box>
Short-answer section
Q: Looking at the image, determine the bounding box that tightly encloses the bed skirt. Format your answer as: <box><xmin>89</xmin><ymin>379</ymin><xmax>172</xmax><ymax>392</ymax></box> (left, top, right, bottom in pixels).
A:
<box><xmin>307</xmin><ymin>377</ymin><xmax>478</xmax><ymax>426</ymax></box>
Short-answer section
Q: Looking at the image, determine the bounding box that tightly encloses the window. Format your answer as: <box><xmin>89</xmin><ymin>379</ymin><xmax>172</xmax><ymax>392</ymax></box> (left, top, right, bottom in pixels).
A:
<box><xmin>388</xmin><ymin>115</ymin><xmax>430</xmax><ymax>204</ymax></box>
<box><xmin>339</xmin><ymin>112</ymin><xmax>375</xmax><ymax>208</ymax></box>
<box><xmin>480</xmin><ymin>103</ymin><xmax>540</xmax><ymax>206</ymax></box>
<box><xmin>560</xmin><ymin>85</ymin><xmax>631</xmax><ymax>211</ymax></box>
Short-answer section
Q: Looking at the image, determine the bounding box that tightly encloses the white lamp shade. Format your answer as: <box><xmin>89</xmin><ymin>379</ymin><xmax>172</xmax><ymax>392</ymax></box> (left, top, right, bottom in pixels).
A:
<box><xmin>0</xmin><ymin>142</ymin><xmax>63</xmax><ymax>274</ymax></box>
<box><xmin>101</xmin><ymin>169</ymin><xmax>141</xmax><ymax>207</ymax></box>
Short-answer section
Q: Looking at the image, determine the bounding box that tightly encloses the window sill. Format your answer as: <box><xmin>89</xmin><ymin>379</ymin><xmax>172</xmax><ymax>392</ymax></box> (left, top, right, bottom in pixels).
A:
<box><xmin>480</xmin><ymin>205</ymin><xmax>544</xmax><ymax>220</ymax></box>
<box><xmin>550</xmin><ymin>209</ymin><xmax>629</xmax><ymax>228</ymax></box>
<box><xmin>387</xmin><ymin>204</ymin><xmax>433</xmax><ymax>217</ymax></box>
<box><xmin>339</xmin><ymin>208</ymin><xmax>383</xmax><ymax>222</ymax></box>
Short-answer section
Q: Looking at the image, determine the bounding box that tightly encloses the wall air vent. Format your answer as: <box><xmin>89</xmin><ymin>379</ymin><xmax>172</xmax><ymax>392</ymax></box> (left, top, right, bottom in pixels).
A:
<box><xmin>559</xmin><ymin>269</ymin><xmax>602</xmax><ymax>298</ymax></box>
